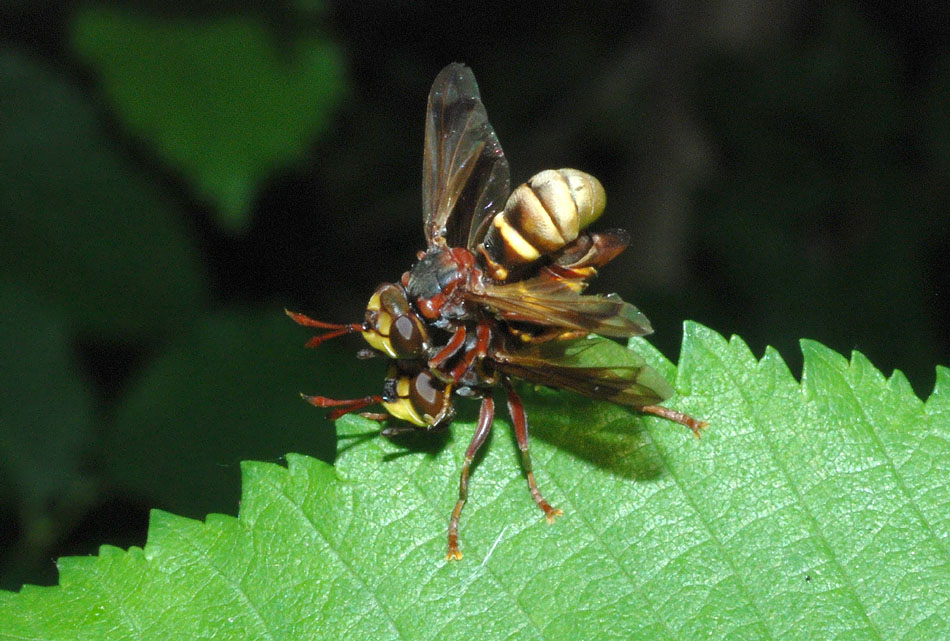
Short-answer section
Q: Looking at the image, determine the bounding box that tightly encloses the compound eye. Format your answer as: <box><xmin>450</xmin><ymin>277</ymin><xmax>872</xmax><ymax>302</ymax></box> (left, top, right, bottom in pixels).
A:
<box><xmin>377</xmin><ymin>283</ymin><xmax>410</xmax><ymax>316</ymax></box>
<box><xmin>389</xmin><ymin>314</ymin><xmax>426</xmax><ymax>358</ymax></box>
<box><xmin>410</xmin><ymin>371</ymin><xmax>445</xmax><ymax>419</ymax></box>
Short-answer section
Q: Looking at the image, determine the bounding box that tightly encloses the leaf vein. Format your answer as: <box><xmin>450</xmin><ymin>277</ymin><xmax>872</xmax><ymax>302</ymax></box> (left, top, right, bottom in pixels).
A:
<box><xmin>710</xmin><ymin>343</ymin><xmax>886</xmax><ymax>641</ymax></box>
<box><xmin>173</xmin><ymin>524</ymin><xmax>279</xmax><ymax>641</ymax></box>
<box><xmin>263</xmin><ymin>474</ymin><xmax>410</xmax><ymax>641</ymax></box>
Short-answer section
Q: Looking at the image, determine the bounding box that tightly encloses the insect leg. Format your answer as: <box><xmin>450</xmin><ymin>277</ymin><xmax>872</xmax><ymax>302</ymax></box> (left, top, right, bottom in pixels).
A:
<box><xmin>447</xmin><ymin>396</ymin><xmax>494</xmax><ymax>561</ymax></box>
<box><xmin>301</xmin><ymin>393</ymin><xmax>384</xmax><ymax>420</ymax></box>
<box><xmin>639</xmin><ymin>404</ymin><xmax>708</xmax><ymax>438</ymax></box>
<box><xmin>428</xmin><ymin>324</ymin><xmax>467</xmax><ymax>369</ymax></box>
<box><xmin>285</xmin><ymin>309</ymin><xmax>364</xmax><ymax>348</ymax></box>
<box><xmin>358</xmin><ymin>412</ymin><xmax>390</xmax><ymax>422</ymax></box>
<box><xmin>380</xmin><ymin>424</ymin><xmax>423</xmax><ymax>437</ymax></box>
<box><xmin>449</xmin><ymin>320</ymin><xmax>492</xmax><ymax>382</ymax></box>
<box><xmin>504</xmin><ymin>378</ymin><xmax>563</xmax><ymax>523</ymax></box>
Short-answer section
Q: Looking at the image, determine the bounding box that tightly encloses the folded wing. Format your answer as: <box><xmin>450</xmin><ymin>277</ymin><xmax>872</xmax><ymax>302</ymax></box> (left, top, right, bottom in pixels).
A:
<box><xmin>493</xmin><ymin>336</ymin><xmax>673</xmax><ymax>407</ymax></box>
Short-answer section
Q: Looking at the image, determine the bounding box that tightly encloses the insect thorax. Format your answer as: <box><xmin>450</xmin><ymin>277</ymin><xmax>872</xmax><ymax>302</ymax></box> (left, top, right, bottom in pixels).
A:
<box><xmin>406</xmin><ymin>246</ymin><xmax>481</xmax><ymax>323</ymax></box>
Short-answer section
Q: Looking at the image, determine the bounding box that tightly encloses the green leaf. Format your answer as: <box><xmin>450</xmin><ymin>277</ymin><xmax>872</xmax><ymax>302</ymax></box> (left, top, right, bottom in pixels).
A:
<box><xmin>1</xmin><ymin>323</ymin><xmax>948</xmax><ymax>640</ymax></box>
<box><xmin>0</xmin><ymin>48</ymin><xmax>204</xmax><ymax>339</ymax></box>
<box><xmin>70</xmin><ymin>8</ymin><xmax>346</xmax><ymax>230</ymax></box>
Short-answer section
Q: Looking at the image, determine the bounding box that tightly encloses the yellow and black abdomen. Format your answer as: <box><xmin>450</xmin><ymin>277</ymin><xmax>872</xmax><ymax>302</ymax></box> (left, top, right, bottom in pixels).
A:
<box><xmin>480</xmin><ymin>168</ymin><xmax>606</xmax><ymax>279</ymax></box>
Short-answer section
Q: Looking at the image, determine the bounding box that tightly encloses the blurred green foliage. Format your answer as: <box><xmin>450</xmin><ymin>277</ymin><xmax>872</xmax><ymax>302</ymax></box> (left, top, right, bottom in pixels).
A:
<box><xmin>72</xmin><ymin>7</ymin><xmax>345</xmax><ymax>231</ymax></box>
<box><xmin>0</xmin><ymin>6</ymin><xmax>350</xmax><ymax>587</ymax></box>
<box><xmin>107</xmin><ymin>309</ymin><xmax>371</xmax><ymax>519</ymax></box>
<box><xmin>0</xmin><ymin>283</ymin><xmax>94</xmax><ymax>565</ymax></box>
<box><xmin>0</xmin><ymin>49</ymin><xmax>204</xmax><ymax>339</ymax></box>
<box><xmin>0</xmin><ymin>1</ymin><xmax>947</xmax><ymax>592</ymax></box>
<box><xmin>691</xmin><ymin>5</ymin><xmax>944</xmax><ymax>400</ymax></box>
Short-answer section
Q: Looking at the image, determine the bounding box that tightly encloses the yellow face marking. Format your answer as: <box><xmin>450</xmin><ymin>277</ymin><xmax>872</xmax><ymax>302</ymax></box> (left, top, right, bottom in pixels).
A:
<box><xmin>366</xmin><ymin>291</ymin><xmax>382</xmax><ymax>312</ymax></box>
<box><xmin>383</xmin><ymin>397</ymin><xmax>426</xmax><ymax>426</ymax></box>
<box><xmin>382</xmin><ymin>375</ymin><xmax>426</xmax><ymax>426</ymax></box>
<box><xmin>361</xmin><ymin>291</ymin><xmax>398</xmax><ymax>358</ymax></box>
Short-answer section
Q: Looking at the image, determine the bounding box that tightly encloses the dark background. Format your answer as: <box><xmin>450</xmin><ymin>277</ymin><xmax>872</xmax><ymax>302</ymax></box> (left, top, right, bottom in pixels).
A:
<box><xmin>1</xmin><ymin>1</ymin><xmax>948</xmax><ymax>589</ymax></box>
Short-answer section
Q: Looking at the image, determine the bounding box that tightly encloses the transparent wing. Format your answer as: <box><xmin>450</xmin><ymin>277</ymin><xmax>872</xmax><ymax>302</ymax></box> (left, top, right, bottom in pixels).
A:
<box><xmin>470</xmin><ymin>276</ymin><xmax>653</xmax><ymax>338</ymax></box>
<box><xmin>494</xmin><ymin>336</ymin><xmax>673</xmax><ymax>407</ymax></box>
<box><xmin>422</xmin><ymin>63</ymin><xmax>510</xmax><ymax>249</ymax></box>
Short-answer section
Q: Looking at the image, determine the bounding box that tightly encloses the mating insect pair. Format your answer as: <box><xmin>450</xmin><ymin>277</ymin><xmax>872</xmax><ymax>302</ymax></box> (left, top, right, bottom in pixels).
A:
<box><xmin>288</xmin><ymin>63</ymin><xmax>706</xmax><ymax>560</ymax></box>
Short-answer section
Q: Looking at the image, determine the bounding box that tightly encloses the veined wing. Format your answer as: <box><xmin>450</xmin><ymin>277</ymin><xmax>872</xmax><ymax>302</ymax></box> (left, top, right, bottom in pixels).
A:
<box><xmin>470</xmin><ymin>276</ymin><xmax>653</xmax><ymax>338</ymax></box>
<box><xmin>493</xmin><ymin>336</ymin><xmax>673</xmax><ymax>407</ymax></box>
<box><xmin>422</xmin><ymin>63</ymin><xmax>510</xmax><ymax>249</ymax></box>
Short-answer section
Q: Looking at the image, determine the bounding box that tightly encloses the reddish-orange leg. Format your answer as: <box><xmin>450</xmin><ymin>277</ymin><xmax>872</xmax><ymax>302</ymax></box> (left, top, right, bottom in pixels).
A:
<box><xmin>285</xmin><ymin>309</ymin><xmax>364</xmax><ymax>348</ymax></box>
<box><xmin>449</xmin><ymin>320</ymin><xmax>492</xmax><ymax>382</ymax></box>
<box><xmin>447</xmin><ymin>396</ymin><xmax>495</xmax><ymax>561</ymax></box>
<box><xmin>504</xmin><ymin>377</ymin><xmax>562</xmax><ymax>524</ymax></box>
<box><xmin>301</xmin><ymin>393</ymin><xmax>384</xmax><ymax>420</ymax></box>
<box><xmin>639</xmin><ymin>405</ymin><xmax>708</xmax><ymax>438</ymax></box>
<box><xmin>428</xmin><ymin>324</ymin><xmax>467</xmax><ymax>369</ymax></box>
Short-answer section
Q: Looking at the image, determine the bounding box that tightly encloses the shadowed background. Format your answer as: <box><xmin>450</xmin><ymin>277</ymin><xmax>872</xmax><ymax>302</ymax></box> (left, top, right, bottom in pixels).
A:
<box><xmin>1</xmin><ymin>1</ymin><xmax>948</xmax><ymax>589</ymax></box>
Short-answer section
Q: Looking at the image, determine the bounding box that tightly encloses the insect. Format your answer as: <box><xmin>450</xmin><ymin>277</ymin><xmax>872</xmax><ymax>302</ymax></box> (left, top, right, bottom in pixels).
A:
<box><xmin>287</xmin><ymin>63</ymin><xmax>706</xmax><ymax>560</ymax></box>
